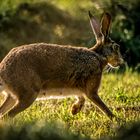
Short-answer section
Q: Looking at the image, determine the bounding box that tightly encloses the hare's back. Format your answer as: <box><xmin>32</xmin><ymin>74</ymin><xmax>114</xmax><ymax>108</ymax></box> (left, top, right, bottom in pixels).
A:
<box><xmin>0</xmin><ymin>43</ymin><xmax>101</xmax><ymax>86</ymax></box>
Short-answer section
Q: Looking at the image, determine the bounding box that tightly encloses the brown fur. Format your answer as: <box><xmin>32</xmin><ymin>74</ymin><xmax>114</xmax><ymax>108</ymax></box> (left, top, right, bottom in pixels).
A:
<box><xmin>0</xmin><ymin>12</ymin><xmax>124</xmax><ymax>119</ymax></box>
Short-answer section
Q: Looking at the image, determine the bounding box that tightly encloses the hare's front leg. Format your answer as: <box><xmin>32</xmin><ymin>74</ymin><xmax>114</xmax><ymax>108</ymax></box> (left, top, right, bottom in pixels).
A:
<box><xmin>71</xmin><ymin>96</ymin><xmax>85</xmax><ymax>115</ymax></box>
<box><xmin>86</xmin><ymin>91</ymin><xmax>115</xmax><ymax>120</ymax></box>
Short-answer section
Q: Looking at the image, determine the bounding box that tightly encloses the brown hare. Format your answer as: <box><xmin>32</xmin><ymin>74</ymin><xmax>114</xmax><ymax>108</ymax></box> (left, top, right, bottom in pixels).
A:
<box><xmin>0</xmin><ymin>11</ymin><xmax>124</xmax><ymax>119</ymax></box>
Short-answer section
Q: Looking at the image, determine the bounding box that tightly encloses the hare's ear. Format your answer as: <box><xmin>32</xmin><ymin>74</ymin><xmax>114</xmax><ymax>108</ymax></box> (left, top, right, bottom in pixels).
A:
<box><xmin>89</xmin><ymin>11</ymin><xmax>103</xmax><ymax>43</ymax></box>
<box><xmin>100</xmin><ymin>12</ymin><xmax>112</xmax><ymax>39</ymax></box>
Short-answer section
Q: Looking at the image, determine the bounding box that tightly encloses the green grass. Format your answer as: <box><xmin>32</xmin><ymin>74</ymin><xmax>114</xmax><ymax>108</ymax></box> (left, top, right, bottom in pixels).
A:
<box><xmin>0</xmin><ymin>70</ymin><xmax>139</xmax><ymax>139</ymax></box>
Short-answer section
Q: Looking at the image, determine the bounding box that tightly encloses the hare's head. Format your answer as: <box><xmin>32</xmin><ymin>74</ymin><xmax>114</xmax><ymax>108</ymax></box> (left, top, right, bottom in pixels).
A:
<box><xmin>89</xmin><ymin>12</ymin><xmax>124</xmax><ymax>68</ymax></box>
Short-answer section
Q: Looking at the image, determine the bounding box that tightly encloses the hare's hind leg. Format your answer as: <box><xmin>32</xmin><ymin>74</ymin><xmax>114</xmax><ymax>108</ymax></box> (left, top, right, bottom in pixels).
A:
<box><xmin>0</xmin><ymin>92</ymin><xmax>17</xmax><ymax>118</ymax></box>
<box><xmin>71</xmin><ymin>96</ymin><xmax>85</xmax><ymax>115</ymax></box>
<box><xmin>7</xmin><ymin>89</ymin><xmax>38</xmax><ymax>118</ymax></box>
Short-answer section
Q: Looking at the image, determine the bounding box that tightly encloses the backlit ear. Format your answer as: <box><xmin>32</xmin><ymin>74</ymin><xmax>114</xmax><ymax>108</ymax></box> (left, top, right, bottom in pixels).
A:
<box><xmin>100</xmin><ymin>12</ymin><xmax>111</xmax><ymax>38</ymax></box>
<box><xmin>89</xmin><ymin>11</ymin><xmax>103</xmax><ymax>43</ymax></box>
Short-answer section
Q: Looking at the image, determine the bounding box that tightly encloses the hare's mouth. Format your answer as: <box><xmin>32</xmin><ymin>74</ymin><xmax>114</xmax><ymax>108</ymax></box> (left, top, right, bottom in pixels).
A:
<box><xmin>107</xmin><ymin>63</ymin><xmax>120</xmax><ymax>69</ymax></box>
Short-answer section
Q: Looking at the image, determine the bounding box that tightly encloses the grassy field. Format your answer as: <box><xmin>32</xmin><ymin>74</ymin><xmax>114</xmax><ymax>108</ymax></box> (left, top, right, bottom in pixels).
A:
<box><xmin>0</xmin><ymin>70</ymin><xmax>139</xmax><ymax>139</ymax></box>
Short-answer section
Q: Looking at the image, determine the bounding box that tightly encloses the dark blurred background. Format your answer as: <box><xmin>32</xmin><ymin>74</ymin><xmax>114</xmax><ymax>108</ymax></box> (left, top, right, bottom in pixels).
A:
<box><xmin>0</xmin><ymin>0</ymin><xmax>140</xmax><ymax>69</ymax></box>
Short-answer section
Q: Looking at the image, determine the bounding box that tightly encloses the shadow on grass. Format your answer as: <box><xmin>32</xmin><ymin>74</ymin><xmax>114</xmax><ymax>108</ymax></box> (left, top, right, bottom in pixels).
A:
<box><xmin>0</xmin><ymin>120</ymin><xmax>140</xmax><ymax>140</ymax></box>
<box><xmin>0</xmin><ymin>120</ymin><xmax>90</xmax><ymax>140</ymax></box>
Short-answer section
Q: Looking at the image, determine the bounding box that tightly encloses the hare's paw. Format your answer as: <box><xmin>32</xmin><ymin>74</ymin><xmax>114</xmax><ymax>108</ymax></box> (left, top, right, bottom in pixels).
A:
<box><xmin>71</xmin><ymin>96</ymin><xmax>85</xmax><ymax>115</ymax></box>
<box><xmin>71</xmin><ymin>103</ymin><xmax>83</xmax><ymax>115</ymax></box>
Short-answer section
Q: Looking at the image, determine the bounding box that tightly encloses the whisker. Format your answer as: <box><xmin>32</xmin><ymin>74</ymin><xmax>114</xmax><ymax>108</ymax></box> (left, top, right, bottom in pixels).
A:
<box><xmin>103</xmin><ymin>65</ymin><xmax>110</xmax><ymax>73</ymax></box>
<box><xmin>109</xmin><ymin>67</ymin><xmax>113</xmax><ymax>73</ymax></box>
<box><xmin>107</xmin><ymin>66</ymin><xmax>112</xmax><ymax>73</ymax></box>
<box><xmin>104</xmin><ymin>64</ymin><xmax>118</xmax><ymax>73</ymax></box>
